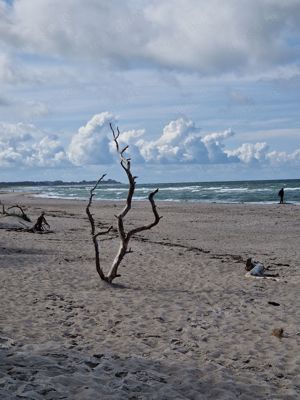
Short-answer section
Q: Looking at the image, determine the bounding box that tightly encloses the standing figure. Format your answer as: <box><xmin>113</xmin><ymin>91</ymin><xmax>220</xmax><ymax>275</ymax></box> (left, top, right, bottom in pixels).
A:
<box><xmin>278</xmin><ymin>187</ymin><xmax>284</xmax><ymax>204</ymax></box>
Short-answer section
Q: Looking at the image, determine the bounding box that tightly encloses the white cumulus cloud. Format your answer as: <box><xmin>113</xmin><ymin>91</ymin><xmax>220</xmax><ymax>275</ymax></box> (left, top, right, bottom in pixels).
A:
<box><xmin>135</xmin><ymin>117</ymin><xmax>208</xmax><ymax>163</ymax></box>
<box><xmin>67</xmin><ymin>113</ymin><xmax>300</xmax><ymax>168</ymax></box>
<box><xmin>27</xmin><ymin>135</ymin><xmax>67</xmax><ymax>167</ymax></box>
<box><xmin>266</xmin><ymin>149</ymin><xmax>300</xmax><ymax>166</ymax></box>
<box><xmin>202</xmin><ymin>130</ymin><xmax>236</xmax><ymax>163</ymax></box>
<box><xmin>1</xmin><ymin>114</ymin><xmax>300</xmax><ymax>171</ymax></box>
<box><xmin>0</xmin><ymin>122</ymin><xmax>68</xmax><ymax>168</ymax></box>
<box><xmin>68</xmin><ymin>112</ymin><xmax>116</xmax><ymax>165</ymax></box>
<box><xmin>67</xmin><ymin>115</ymin><xmax>234</xmax><ymax>165</ymax></box>
<box><xmin>226</xmin><ymin>142</ymin><xmax>269</xmax><ymax>164</ymax></box>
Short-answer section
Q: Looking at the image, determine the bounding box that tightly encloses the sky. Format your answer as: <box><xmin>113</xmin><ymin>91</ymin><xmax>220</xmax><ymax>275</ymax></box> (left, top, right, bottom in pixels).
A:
<box><xmin>0</xmin><ymin>0</ymin><xmax>300</xmax><ymax>183</ymax></box>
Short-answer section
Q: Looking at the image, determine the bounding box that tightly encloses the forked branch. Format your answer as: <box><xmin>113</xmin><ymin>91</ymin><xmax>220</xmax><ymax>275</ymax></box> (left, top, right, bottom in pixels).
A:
<box><xmin>106</xmin><ymin>124</ymin><xmax>161</xmax><ymax>283</ymax></box>
<box><xmin>86</xmin><ymin>125</ymin><xmax>161</xmax><ymax>284</ymax></box>
<box><xmin>3</xmin><ymin>204</ymin><xmax>31</xmax><ymax>222</ymax></box>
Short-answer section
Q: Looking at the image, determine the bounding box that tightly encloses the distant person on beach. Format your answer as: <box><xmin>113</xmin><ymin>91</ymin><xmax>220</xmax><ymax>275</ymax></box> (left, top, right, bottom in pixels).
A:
<box><xmin>278</xmin><ymin>187</ymin><xmax>284</xmax><ymax>204</ymax></box>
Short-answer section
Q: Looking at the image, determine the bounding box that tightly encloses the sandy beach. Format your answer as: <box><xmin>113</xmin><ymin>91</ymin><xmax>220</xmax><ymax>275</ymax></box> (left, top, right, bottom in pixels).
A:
<box><xmin>0</xmin><ymin>192</ymin><xmax>299</xmax><ymax>399</ymax></box>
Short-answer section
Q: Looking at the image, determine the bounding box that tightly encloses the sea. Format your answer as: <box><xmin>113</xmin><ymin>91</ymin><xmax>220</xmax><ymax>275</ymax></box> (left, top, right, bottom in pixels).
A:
<box><xmin>5</xmin><ymin>179</ymin><xmax>300</xmax><ymax>204</ymax></box>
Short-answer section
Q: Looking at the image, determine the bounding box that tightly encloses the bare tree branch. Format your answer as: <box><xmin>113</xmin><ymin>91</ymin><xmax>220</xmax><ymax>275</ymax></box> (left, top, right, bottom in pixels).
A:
<box><xmin>127</xmin><ymin>189</ymin><xmax>162</xmax><ymax>238</ymax></box>
<box><xmin>86</xmin><ymin>173</ymin><xmax>112</xmax><ymax>281</ymax></box>
<box><xmin>4</xmin><ymin>204</ymin><xmax>31</xmax><ymax>222</ymax></box>
<box><xmin>94</xmin><ymin>226</ymin><xmax>113</xmax><ymax>239</ymax></box>
<box><xmin>105</xmin><ymin>124</ymin><xmax>161</xmax><ymax>283</ymax></box>
<box><xmin>87</xmin><ymin>124</ymin><xmax>162</xmax><ymax>284</ymax></box>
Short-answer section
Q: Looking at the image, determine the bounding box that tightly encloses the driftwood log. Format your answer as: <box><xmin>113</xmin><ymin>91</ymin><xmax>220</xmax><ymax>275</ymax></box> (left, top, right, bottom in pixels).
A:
<box><xmin>1</xmin><ymin>204</ymin><xmax>31</xmax><ymax>222</ymax></box>
<box><xmin>0</xmin><ymin>205</ymin><xmax>51</xmax><ymax>233</ymax></box>
<box><xmin>86</xmin><ymin>124</ymin><xmax>162</xmax><ymax>283</ymax></box>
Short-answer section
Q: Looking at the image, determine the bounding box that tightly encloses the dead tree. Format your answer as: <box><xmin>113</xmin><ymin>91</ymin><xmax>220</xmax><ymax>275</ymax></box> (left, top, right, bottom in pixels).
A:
<box><xmin>86</xmin><ymin>124</ymin><xmax>162</xmax><ymax>283</ymax></box>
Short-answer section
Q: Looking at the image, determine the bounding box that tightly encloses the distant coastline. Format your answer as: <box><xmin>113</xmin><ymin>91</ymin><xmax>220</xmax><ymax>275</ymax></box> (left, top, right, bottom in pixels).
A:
<box><xmin>0</xmin><ymin>179</ymin><xmax>120</xmax><ymax>188</ymax></box>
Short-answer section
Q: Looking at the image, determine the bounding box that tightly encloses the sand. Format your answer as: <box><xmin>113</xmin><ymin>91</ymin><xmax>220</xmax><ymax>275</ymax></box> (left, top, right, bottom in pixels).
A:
<box><xmin>0</xmin><ymin>192</ymin><xmax>299</xmax><ymax>399</ymax></box>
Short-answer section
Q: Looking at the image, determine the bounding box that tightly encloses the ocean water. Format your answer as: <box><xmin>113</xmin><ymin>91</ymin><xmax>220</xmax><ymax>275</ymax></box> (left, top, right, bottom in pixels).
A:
<box><xmin>7</xmin><ymin>179</ymin><xmax>300</xmax><ymax>204</ymax></box>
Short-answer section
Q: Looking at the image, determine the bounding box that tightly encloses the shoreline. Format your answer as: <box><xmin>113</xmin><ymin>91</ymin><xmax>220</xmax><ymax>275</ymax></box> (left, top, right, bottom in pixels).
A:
<box><xmin>2</xmin><ymin>178</ymin><xmax>299</xmax><ymax>205</ymax></box>
<box><xmin>1</xmin><ymin>193</ymin><xmax>299</xmax><ymax>399</ymax></box>
<box><xmin>1</xmin><ymin>190</ymin><xmax>299</xmax><ymax>206</ymax></box>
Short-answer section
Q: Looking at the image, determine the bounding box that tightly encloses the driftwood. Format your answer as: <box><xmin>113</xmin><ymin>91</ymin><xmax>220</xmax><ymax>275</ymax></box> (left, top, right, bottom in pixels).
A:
<box><xmin>29</xmin><ymin>212</ymin><xmax>50</xmax><ymax>232</ymax></box>
<box><xmin>0</xmin><ymin>209</ymin><xmax>52</xmax><ymax>233</ymax></box>
<box><xmin>86</xmin><ymin>174</ymin><xmax>113</xmax><ymax>281</ymax></box>
<box><xmin>1</xmin><ymin>203</ymin><xmax>31</xmax><ymax>222</ymax></box>
<box><xmin>86</xmin><ymin>125</ymin><xmax>162</xmax><ymax>283</ymax></box>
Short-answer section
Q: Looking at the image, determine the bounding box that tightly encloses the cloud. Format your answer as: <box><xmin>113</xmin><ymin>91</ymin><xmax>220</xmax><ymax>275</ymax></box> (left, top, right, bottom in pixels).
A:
<box><xmin>117</xmin><ymin>129</ymin><xmax>145</xmax><ymax>144</ymax></box>
<box><xmin>1</xmin><ymin>1</ymin><xmax>300</xmax><ymax>78</ymax></box>
<box><xmin>68</xmin><ymin>114</ymin><xmax>233</xmax><ymax>165</ymax></box>
<box><xmin>67</xmin><ymin>113</ymin><xmax>300</xmax><ymax>168</ymax></box>
<box><xmin>144</xmin><ymin>0</ymin><xmax>300</xmax><ymax>75</ymax></box>
<box><xmin>22</xmin><ymin>101</ymin><xmax>49</xmax><ymax>118</ymax></box>
<box><xmin>27</xmin><ymin>135</ymin><xmax>67</xmax><ymax>167</ymax></box>
<box><xmin>1</xmin><ymin>114</ymin><xmax>300</xmax><ymax>170</ymax></box>
<box><xmin>202</xmin><ymin>130</ymin><xmax>236</xmax><ymax>163</ymax></box>
<box><xmin>112</xmin><ymin>128</ymin><xmax>146</xmax><ymax>163</ymax></box>
<box><xmin>135</xmin><ymin>117</ymin><xmax>209</xmax><ymax>163</ymax></box>
<box><xmin>0</xmin><ymin>51</ymin><xmax>46</xmax><ymax>85</ymax></box>
<box><xmin>0</xmin><ymin>53</ymin><xmax>20</xmax><ymax>84</ymax></box>
<box><xmin>0</xmin><ymin>121</ymin><xmax>35</xmax><ymax>142</ymax></box>
<box><xmin>0</xmin><ymin>0</ymin><xmax>150</xmax><ymax>68</ymax></box>
<box><xmin>266</xmin><ymin>149</ymin><xmax>300</xmax><ymax>166</ymax></box>
<box><xmin>226</xmin><ymin>142</ymin><xmax>269</xmax><ymax>164</ymax></box>
<box><xmin>68</xmin><ymin>112</ymin><xmax>116</xmax><ymax>165</ymax></box>
<box><xmin>0</xmin><ymin>122</ymin><xmax>68</xmax><ymax>167</ymax></box>
<box><xmin>110</xmin><ymin>118</ymin><xmax>234</xmax><ymax>164</ymax></box>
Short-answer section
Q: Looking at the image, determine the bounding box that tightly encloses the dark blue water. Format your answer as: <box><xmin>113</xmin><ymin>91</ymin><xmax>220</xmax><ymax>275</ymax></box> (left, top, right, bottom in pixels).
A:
<box><xmin>7</xmin><ymin>179</ymin><xmax>300</xmax><ymax>204</ymax></box>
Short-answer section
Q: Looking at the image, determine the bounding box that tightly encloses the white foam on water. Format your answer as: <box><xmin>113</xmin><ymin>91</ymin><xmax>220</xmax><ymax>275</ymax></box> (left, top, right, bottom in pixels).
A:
<box><xmin>218</xmin><ymin>188</ymin><xmax>248</xmax><ymax>192</ymax></box>
<box><xmin>155</xmin><ymin>186</ymin><xmax>200</xmax><ymax>191</ymax></box>
<box><xmin>8</xmin><ymin>180</ymin><xmax>300</xmax><ymax>204</ymax></box>
<box><xmin>98</xmin><ymin>187</ymin><xmax>129</xmax><ymax>192</ymax></box>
